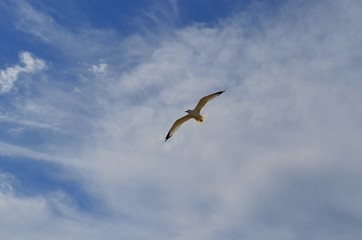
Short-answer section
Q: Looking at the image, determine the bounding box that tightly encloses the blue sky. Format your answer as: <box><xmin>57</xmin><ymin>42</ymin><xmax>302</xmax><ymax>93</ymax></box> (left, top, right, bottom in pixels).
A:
<box><xmin>1</xmin><ymin>0</ymin><xmax>362</xmax><ymax>239</ymax></box>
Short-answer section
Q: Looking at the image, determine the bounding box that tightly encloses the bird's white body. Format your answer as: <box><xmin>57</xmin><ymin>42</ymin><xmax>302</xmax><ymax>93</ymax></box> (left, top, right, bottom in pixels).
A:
<box><xmin>186</xmin><ymin>109</ymin><xmax>204</xmax><ymax>122</ymax></box>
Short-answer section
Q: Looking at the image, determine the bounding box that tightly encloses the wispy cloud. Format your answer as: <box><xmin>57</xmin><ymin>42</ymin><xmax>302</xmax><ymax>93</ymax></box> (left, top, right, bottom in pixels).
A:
<box><xmin>0</xmin><ymin>140</ymin><xmax>77</xmax><ymax>165</ymax></box>
<box><xmin>0</xmin><ymin>172</ymin><xmax>14</xmax><ymax>194</ymax></box>
<box><xmin>0</xmin><ymin>113</ymin><xmax>61</xmax><ymax>132</ymax></box>
<box><xmin>1</xmin><ymin>0</ymin><xmax>362</xmax><ymax>239</ymax></box>
<box><xmin>89</xmin><ymin>63</ymin><xmax>108</xmax><ymax>74</ymax></box>
<box><xmin>169</xmin><ymin>0</ymin><xmax>179</xmax><ymax>17</ymax></box>
<box><xmin>0</xmin><ymin>51</ymin><xmax>46</xmax><ymax>94</ymax></box>
<box><xmin>78</xmin><ymin>1</ymin><xmax>362</xmax><ymax>239</ymax></box>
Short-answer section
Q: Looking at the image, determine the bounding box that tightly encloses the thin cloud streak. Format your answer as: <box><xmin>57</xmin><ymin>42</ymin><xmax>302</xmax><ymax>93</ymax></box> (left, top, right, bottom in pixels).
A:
<box><xmin>0</xmin><ymin>140</ymin><xmax>80</xmax><ymax>166</ymax></box>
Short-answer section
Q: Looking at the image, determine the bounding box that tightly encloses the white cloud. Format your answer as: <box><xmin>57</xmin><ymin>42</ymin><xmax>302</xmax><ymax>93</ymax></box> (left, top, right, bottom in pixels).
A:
<box><xmin>0</xmin><ymin>65</ymin><xmax>21</xmax><ymax>93</ymax></box>
<box><xmin>0</xmin><ymin>190</ymin><xmax>97</xmax><ymax>240</ymax></box>
<box><xmin>0</xmin><ymin>51</ymin><xmax>46</xmax><ymax>94</ymax></box>
<box><xmin>1</xmin><ymin>0</ymin><xmax>362</xmax><ymax>239</ymax></box>
<box><xmin>19</xmin><ymin>51</ymin><xmax>46</xmax><ymax>72</ymax></box>
<box><xmin>78</xmin><ymin>1</ymin><xmax>362</xmax><ymax>239</ymax></box>
<box><xmin>89</xmin><ymin>63</ymin><xmax>108</xmax><ymax>74</ymax></box>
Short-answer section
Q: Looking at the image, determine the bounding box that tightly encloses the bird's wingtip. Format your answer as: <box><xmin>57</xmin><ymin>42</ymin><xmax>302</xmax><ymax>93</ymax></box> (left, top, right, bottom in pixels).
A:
<box><xmin>165</xmin><ymin>133</ymin><xmax>171</xmax><ymax>142</ymax></box>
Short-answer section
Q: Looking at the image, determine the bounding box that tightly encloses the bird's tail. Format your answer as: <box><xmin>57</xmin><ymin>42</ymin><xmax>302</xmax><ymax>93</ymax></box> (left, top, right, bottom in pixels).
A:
<box><xmin>194</xmin><ymin>114</ymin><xmax>208</xmax><ymax>124</ymax></box>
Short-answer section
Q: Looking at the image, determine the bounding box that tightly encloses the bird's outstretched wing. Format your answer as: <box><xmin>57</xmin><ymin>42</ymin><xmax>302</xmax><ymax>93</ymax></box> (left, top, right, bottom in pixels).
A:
<box><xmin>193</xmin><ymin>90</ymin><xmax>225</xmax><ymax>113</ymax></box>
<box><xmin>165</xmin><ymin>115</ymin><xmax>192</xmax><ymax>141</ymax></box>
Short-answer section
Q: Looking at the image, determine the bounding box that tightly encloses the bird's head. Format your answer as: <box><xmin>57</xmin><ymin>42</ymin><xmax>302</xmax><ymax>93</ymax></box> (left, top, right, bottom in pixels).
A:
<box><xmin>185</xmin><ymin>110</ymin><xmax>191</xmax><ymax>113</ymax></box>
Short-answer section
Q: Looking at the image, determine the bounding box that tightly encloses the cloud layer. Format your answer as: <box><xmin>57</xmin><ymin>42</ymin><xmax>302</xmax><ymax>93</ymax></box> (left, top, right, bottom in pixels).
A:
<box><xmin>1</xmin><ymin>0</ymin><xmax>362</xmax><ymax>239</ymax></box>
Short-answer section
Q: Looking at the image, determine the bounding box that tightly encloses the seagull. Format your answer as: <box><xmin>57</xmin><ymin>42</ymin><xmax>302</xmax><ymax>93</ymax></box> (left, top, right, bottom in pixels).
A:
<box><xmin>165</xmin><ymin>90</ymin><xmax>225</xmax><ymax>141</ymax></box>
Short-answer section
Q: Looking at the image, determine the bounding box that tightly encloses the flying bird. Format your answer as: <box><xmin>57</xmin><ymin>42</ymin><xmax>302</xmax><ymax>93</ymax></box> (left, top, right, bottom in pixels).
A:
<box><xmin>165</xmin><ymin>90</ymin><xmax>225</xmax><ymax>141</ymax></box>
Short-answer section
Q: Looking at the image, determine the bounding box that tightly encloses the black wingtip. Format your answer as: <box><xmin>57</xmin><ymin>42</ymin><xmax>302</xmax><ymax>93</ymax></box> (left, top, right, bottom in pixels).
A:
<box><xmin>218</xmin><ymin>90</ymin><xmax>225</xmax><ymax>95</ymax></box>
<box><xmin>165</xmin><ymin>133</ymin><xmax>171</xmax><ymax>142</ymax></box>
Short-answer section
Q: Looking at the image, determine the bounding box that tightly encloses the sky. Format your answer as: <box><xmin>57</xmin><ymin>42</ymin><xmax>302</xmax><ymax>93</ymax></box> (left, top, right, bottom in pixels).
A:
<box><xmin>1</xmin><ymin>0</ymin><xmax>362</xmax><ymax>239</ymax></box>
